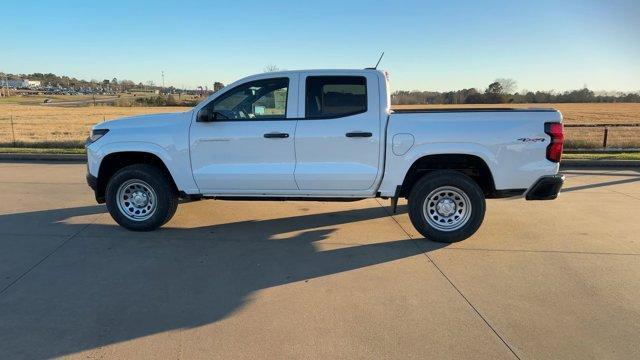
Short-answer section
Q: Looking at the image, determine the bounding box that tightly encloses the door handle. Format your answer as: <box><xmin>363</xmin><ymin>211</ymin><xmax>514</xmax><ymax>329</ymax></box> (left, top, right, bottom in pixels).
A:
<box><xmin>345</xmin><ymin>131</ymin><xmax>373</xmax><ymax>138</ymax></box>
<box><xmin>264</xmin><ymin>132</ymin><xmax>290</xmax><ymax>139</ymax></box>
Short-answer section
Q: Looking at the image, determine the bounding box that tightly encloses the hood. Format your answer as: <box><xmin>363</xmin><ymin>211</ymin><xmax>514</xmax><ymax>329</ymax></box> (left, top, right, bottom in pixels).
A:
<box><xmin>93</xmin><ymin>111</ymin><xmax>191</xmax><ymax>130</ymax></box>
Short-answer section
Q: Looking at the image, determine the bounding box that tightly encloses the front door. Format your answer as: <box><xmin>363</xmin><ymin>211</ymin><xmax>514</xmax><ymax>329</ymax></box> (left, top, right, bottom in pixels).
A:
<box><xmin>190</xmin><ymin>76</ymin><xmax>298</xmax><ymax>192</ymax></box>
<box><xmin>294</xmin><ymin>74</ymin><xmax>381</xmax><ymax>191</ymax></box>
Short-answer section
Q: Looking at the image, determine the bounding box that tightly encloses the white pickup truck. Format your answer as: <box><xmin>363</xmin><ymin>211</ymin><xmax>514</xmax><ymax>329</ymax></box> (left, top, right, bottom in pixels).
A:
<box><xmin>86</xmin><ymin>69</ymin><xmax>564</xmax><ymax>242</ymax></box>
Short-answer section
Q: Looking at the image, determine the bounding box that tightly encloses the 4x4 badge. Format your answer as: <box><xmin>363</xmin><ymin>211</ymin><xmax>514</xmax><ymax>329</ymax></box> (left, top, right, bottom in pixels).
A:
<box><xmin>517</xmin><ymin>137</ymin><xmax>546</xmax><ymax>142</ymax></box>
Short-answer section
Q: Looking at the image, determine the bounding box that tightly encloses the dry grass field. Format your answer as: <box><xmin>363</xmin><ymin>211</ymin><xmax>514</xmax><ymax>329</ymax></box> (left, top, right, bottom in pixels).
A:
<box><xmin>0</xmin><ymin>102</ymin><xmax>638</xmax><ymax>149</ymax></box>
<box><xmin>0</xmin><ymin>104</ymin><xmax>190</xmax><ymax>147</ymax></box>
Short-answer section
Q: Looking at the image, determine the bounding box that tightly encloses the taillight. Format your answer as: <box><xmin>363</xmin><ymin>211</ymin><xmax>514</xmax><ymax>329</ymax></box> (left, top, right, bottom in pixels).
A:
<box><xmin>544</xmin><ymin>122</ymin><xmax>564</xmax><ymax>162</ymax></box>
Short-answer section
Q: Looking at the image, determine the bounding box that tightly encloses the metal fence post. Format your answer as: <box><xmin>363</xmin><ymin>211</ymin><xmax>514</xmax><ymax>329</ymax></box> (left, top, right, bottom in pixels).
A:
<box><xmin>603</xmin><ymin>127</ymin><xmax>609</xmax><ymax>149</ymax></box>
<box><xmin>10</xmin><ymin>114</ymin><xmax>16</xmax><ymax>147</ymax></box>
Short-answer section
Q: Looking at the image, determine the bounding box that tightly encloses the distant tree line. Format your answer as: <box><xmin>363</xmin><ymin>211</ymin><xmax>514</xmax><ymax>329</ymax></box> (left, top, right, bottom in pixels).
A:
<box><xmin>2</xmin><ymin>72</ymin><xmax>146</xmax><ymax>91</ymax></box>
<box><xmin>1</xmin><ymin>72</ymin><xmax>221</xmax><ymax>94</ymax></box>
<box><xmin>392</xmin><ymin>78</ymin><xmax>640</xmax><ymax>104</ymax></box>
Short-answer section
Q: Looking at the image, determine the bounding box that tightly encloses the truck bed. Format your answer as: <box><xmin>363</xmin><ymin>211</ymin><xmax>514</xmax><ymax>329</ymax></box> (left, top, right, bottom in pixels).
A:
<box><xmin>391</xmin><ymin>108</ymin><xmax>557</xmax><ymax>114</ymax></box>
<box><xmin>379</xmin><ymin>107</ymin><xmax>562</xmax><ymax>196</ymax></box>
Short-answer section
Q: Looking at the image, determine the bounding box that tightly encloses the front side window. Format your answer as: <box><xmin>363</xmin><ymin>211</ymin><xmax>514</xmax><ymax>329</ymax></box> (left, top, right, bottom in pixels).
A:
<box><xmin>305</xmin><ymin>76</ymin><xmax>367</xmax><ymax>118</ymax></box>
<box><xmin>201</xmin><ymin>78</ymin><xmax>288</xmax><ymax>120</ymax></box>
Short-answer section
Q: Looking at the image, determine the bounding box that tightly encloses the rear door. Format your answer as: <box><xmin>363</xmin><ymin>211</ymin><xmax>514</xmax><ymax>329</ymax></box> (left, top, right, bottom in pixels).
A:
<box><xmin>294</xmin><ymin>74</ymin><xmax>381</xmax><ymax>190</ymax></box>
<box><xmin>190</xmin><ymin>76</ymin><xmax>299</xmax><ymax>192</ymax></box>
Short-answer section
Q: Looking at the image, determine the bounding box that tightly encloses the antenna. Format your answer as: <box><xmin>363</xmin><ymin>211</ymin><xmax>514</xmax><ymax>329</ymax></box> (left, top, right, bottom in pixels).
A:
<box><xmin>366</xmin><ymin>52</ymin><xmax>385</xmax><ymax>70</ymax></box>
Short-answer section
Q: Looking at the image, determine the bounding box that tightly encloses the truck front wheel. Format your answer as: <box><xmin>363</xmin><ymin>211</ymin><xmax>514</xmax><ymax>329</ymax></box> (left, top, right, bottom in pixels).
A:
<box><xmin>408</xmin><ymin>170</ymin><xmax>485</xmax><ymax>243</ymax></box>
<box><xmin>105</xmin><ymin>164</ymin><xmax>178</xmax><ymax>231</ymax></box>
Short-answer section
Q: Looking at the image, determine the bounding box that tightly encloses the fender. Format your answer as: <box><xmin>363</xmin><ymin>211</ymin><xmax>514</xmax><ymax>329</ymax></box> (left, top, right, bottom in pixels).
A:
<box><xmin>378</xmin><ymin>142</ymin><xmax>498</xmax><ymax>197</ymax></box>
<box><xmin>89</xmin><ymin>141</ymin><xmax>200</xmax><ymax>194</ymax></box>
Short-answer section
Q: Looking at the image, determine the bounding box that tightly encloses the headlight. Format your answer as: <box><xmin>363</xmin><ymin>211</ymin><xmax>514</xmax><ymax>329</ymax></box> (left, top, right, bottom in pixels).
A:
<box><xmin>88</xmin><ymin>129</ymin><xmax>109</xmax><ymax>143</ymax></box>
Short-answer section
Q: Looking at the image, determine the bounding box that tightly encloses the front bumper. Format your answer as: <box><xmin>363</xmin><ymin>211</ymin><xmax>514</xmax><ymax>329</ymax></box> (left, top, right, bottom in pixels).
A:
<box><xmin>86</xmin><ymin>172</ymin><xmax>97</xmax><ymax>191</ymax></box>
<box><xmin>85</xmin><ymin>140</ymin><xmax>106</xmax><ymax>203</ymax></box>
<box><xmin>86</xmin><ymin>172</ymin><xmax>105</xmax><ymax>203</ymax></box>
<box><xmin>525</xmin><ymin>174</ymin><xmax>564</xmax><ymax>200</ymax></box>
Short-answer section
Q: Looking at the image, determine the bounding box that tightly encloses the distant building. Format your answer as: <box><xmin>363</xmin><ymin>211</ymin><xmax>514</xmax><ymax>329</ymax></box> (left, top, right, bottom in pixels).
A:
<box><xmin>26</xmin><ymin>80</ymin><xmax>41</xmax><ymax>88</ymax></box>
<box><xmin>0</xmin><ymin>79</ymin><xmax>41</xmax><ymax>88</ymax></box>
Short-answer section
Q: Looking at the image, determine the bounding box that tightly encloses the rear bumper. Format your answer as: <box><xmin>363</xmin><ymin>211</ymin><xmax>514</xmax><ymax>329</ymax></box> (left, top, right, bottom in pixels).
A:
<box><xmin>525</xmin><ymin>174</ymin><xmax>564</xmax><ymax>200</ymax></box>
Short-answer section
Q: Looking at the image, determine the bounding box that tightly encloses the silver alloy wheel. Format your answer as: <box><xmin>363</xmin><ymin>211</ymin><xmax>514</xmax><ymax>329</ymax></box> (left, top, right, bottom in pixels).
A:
<box><xmin>116</xmin><ymin>179</ymin><xmax>157</xmax><ymax>221</ymax></box>
<box><xmin>422</xmin><ymin>186</ymin><xmax>472</xmax><ymax>232</ymax></box>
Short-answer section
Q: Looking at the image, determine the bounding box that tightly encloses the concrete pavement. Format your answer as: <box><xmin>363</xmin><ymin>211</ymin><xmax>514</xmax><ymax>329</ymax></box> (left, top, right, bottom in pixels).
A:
<box><xmin>0</xmin><ymin>162</ymin><xmax>638</xmax><ymax>359</ymax></box>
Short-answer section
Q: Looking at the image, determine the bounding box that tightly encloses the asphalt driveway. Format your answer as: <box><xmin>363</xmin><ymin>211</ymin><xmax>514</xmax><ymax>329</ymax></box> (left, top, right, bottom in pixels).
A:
<box><xmin>0</xmin><ymin>162</ymin><xmax>638</xmax><ymax>359</ymax></box>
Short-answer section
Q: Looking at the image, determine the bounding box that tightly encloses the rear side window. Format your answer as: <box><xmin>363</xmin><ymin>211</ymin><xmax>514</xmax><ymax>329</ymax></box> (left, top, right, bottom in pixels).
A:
<box><xmin>305</xmin><ymin>76</ymin><xmax>367</xmax><ymax>118</ymax></box>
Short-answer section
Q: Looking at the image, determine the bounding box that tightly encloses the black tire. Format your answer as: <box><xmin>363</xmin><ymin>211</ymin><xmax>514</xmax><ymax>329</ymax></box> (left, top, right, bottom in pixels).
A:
<box><xmin>408</xmin><ymin>170</ymin><xmax>485</xmax><ymax>243</ymax></box>
<box><xmin>105</xmin><ymin>164</ymin><xmax>178</xmax><ymax>231</ymax></box>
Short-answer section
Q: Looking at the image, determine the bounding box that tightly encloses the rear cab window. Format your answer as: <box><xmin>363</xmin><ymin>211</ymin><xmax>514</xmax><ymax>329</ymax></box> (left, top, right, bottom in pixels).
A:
<box><xmin>305</xmin><ymin>76</ymin><xmax>367</xmax><ymax>118</ymax></box>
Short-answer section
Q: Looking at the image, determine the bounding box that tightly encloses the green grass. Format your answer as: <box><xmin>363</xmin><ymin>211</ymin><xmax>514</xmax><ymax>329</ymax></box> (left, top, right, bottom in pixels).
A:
<box><xmin>0</xmin><ymin>147</ymin><xmax>85</xmax><ymax>154</ymax></box>
<box><xmin>0</xmin><ymin>140</ymin><xmax>85</xmax><ymax>149</ymax></box>
<box><xmin>563</xmin><ymin>152</ymin><xmax>640</xmax><ymax>160</ymax></box>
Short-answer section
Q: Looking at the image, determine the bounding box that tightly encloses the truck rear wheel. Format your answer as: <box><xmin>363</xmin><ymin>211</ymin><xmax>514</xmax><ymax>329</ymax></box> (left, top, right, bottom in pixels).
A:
<box><xmin>105</xmin><ymin>164</ymin><xmax>178</xmax><ymax>231</ymax></box>
<box><xmin>408</xmin><ymin>170</ymin><xmax>485</xmax><ymax>243</ymax></box>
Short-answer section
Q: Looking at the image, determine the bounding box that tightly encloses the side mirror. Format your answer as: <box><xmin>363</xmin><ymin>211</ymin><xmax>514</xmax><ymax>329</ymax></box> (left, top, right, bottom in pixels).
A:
<box><xmin>197</xmin><ymin>109</ymin><xmax>217</xmax><ymax>122</ymax></box>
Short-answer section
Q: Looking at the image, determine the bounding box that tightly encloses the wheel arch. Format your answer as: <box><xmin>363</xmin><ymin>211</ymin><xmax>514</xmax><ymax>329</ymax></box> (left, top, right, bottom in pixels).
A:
<box><xmin>399</xmin><ymin>153</ymin><xmax>496</xmax><ymax>198</ymax></box>
<box><xmin>95</xmin><ymin>151</ymin><xmax>178</xmax><ymax>203</ymax></box>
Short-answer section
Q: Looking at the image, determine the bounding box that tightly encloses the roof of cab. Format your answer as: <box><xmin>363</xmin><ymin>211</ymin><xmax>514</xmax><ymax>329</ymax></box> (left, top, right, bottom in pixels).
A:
<box><xmin>238</xmin><ymin>68</ymin><xmax>382</xmax><ymax>80</ymax></box>
<box><xmin>262</xmin><ymin>68</ymin><xmax>380</xmax><ymax>75</ymax></box>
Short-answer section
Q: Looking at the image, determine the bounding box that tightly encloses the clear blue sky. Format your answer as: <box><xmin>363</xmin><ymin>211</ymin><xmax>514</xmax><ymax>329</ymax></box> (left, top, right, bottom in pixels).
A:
<box><xmin>2</xmin><ymin>0</ymin><xmax>639</xmax><ymax>92</ymax></box>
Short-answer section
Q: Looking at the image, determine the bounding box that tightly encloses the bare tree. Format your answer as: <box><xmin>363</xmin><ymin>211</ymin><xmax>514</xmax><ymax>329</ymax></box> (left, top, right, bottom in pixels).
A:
<box><xmin>495</xmin><ymin>78</ymin><xmax>517</xmax><ymax>94</ymax></box>
<box><xmin>263</xmin><ymin>64</ymin><xmax>280</xmax><ymax>72</ymax></box>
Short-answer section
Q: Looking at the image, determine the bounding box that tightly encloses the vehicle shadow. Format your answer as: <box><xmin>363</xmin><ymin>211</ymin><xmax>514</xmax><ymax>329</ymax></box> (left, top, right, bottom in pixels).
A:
<box><xmin>561</xmin><ymin>169</ymin><xmax>640</xmax><ymax>193</ymax></box>
<box><xmin>562</xmin><ymin>176</ymin><xmax>640</xmax><ymax>193</ymax></box>
<box><xmin>0</xmin><ymin>202</ymin><xmax>444</xmax><ymax>359</ymax></box>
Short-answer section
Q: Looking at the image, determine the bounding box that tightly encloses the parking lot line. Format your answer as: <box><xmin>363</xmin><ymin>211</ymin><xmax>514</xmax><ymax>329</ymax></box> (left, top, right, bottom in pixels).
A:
<box><xmin>376</xmin><ymin>198</ymin><xmax>522</xmax><ymax>359</ymax></box>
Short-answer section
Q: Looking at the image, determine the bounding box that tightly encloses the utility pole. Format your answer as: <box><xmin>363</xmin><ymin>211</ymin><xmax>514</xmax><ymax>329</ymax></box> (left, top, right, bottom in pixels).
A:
<box><xmin>161</xmin><ymin>71</ymin><xmax>165</xmax><ymax>91</ymax></box>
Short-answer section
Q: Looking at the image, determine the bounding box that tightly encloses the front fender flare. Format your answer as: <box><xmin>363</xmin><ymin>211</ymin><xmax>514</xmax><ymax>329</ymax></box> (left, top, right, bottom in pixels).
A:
<box><xmin>89</xmin><ymin>141</ymin><xmax>199</xmax><ymax>194</ymax></box>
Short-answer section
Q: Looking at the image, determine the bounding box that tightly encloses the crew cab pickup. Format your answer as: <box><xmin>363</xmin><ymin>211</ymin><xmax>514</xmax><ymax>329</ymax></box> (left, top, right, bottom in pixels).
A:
<box><xmin>86</xmin><ymin>69</ymin><xmax>564</xmax><ymax>242</ymax></box>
